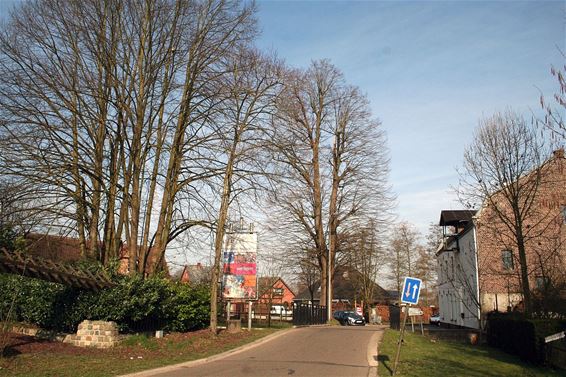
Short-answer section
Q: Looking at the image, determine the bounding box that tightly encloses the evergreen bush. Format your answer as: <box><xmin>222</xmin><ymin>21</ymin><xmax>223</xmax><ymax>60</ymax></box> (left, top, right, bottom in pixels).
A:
<box><xmin>0</xmin><ymin>273</ymin><xmax>210</xmax><ymax>333</ymax></box>
<box><xmin>487</xmin><ymin>312</ymin><xmax>566</xmax><ymax>365</ymax></box>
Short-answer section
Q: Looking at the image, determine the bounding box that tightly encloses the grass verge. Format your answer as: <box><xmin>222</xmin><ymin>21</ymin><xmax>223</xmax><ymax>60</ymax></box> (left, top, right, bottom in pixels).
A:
<box><xmin>0</xmin><ymin>328</ymin><xmax>280</xmax><ymax>377</ymax></box>
<box><xmin>377</xmin><ymin>329</ymin><xmax>566</xmax><ymax>377</ymax></box>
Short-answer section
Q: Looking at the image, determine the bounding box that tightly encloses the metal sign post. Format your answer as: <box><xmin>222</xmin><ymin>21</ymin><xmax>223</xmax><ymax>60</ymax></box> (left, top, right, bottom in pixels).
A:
<box><xmin>248</xmin><ymin>301</ymin><xmax>253</xmax><ymax>330</ymax></box>
<box><xmin>393</xmin><ymin>304</ymin><xmax>409</xmax><ymax>376</ymax></box>
<box><xmin>393</xmin><ymin>277</ymin><xmax>423</xmax><ymax>376</ymax></box>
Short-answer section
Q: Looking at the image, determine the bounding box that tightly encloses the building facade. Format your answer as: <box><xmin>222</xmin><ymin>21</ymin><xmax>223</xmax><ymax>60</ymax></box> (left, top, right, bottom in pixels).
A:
<box><xmin>437</xmin><ymin>150</ymin><xmax>566</xmax><ymax>329</ymax></box>
<box><xmin>437</xmin><ymin>211</ymin><xmax>481</xmax><ymax>329</ymax></box>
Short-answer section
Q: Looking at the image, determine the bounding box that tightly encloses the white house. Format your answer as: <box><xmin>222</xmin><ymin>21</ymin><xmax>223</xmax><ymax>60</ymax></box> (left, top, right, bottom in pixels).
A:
<box><xmin>436</xmin><ymin>210</ymin><xmax>481</xmax><ymax>329</ymax></box>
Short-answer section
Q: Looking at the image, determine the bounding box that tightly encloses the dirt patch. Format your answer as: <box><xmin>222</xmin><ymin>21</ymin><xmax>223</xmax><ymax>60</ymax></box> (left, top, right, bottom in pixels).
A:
<box><xmin>1</xmin><ymin>332</ymin><xmax>94</xmax><ymax>357</ymax></box>
<box><xmin>0</xmin><ymin>328</ymin><xmax>277</xmax><ymax>376</ymax></box>
<box><xmin>1</xmin><ymin>328</ymin><xmax>253</xmax><ymax>357</ymax></box>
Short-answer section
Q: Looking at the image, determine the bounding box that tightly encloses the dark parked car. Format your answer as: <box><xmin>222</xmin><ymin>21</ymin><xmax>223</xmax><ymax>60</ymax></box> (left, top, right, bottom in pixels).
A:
<box><xmin>337</xmin><ymin>311</ymin><xmax>365</xmax><ymax>326</ymax></box>
<box><xmin>332</xmin><ymin>310</ymin><xmax>344</xmax><ymax>321</ymax></box>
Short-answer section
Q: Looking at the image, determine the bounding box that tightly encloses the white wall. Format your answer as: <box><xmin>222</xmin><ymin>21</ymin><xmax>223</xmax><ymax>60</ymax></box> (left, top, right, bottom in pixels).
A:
<box><xmin>437</xmin><ymin>226</ymin><xmax>480</xmax><ymax>329</ymax></box>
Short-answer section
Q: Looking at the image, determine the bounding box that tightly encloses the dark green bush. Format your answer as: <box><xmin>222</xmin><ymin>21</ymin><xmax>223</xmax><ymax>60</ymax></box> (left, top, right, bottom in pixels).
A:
<box><xmin>0</xmin><ymin>273</ymin><xmax>210</xmax><ymax>333</ymax></box>
<box><xmin>165</xmin><ymin>283</ymin><xmax>210</xmax><ymax>332</ymax></box>
<box><xmin>487</xmin><ymin>312</ymin><xmax>566</xmax><ymax>365</ymax></box>
<box><xmin>0</xmin><ymin>273</ymin><xmax>69</xmax><ymax>329</ymax></box>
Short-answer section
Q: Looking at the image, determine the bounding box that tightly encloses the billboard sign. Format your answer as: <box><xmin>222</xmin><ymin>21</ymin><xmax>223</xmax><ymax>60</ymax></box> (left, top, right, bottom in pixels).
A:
<box><xmin>222</xmin><ymin>232</ymin><xmax>257</xmax><ymax>300</ymax></box>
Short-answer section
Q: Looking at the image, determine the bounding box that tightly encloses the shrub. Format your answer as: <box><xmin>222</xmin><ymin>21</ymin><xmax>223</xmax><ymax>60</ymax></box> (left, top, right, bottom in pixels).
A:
<box><xmin>0</xmin><ymin>273</ymin><xmax>211</xmax><ymax>333</ymax></box>
<box><xmin>0</xmin><ymin>273</ymin><xmax>70</xmax><ymax>329</ymax></box>
<box><xmin>487</xmin><ymin>312</ymin><xmax>566</xmax><ymax>365</ymax></box>
<box><xmin>164</xmin><ymin>283</ymin><xmax>210</xmax><ymax>332</ymax></box>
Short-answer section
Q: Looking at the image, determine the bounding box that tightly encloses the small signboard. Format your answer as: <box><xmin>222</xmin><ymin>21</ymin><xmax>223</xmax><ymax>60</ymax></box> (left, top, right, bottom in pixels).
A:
<box><xmin>401</xmin><ymin>277</ymin><xmax>422</xmax><ymax>305</ymax></box>
<box><xmin>408</xmin><ymin>307</ymin><xmax>423</xmax><ymax>316</ymax></box>
<box><xmin>545</xmin><ymin>331</ymin><xmax>565</xmax><ymax>343</ymax></box>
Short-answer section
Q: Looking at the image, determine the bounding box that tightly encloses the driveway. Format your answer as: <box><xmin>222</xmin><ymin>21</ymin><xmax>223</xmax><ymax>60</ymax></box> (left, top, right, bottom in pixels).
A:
<box><xmin>128</xmin><ymin>325</ymin><xmax>385</xmax><ymax>377</ymax></box>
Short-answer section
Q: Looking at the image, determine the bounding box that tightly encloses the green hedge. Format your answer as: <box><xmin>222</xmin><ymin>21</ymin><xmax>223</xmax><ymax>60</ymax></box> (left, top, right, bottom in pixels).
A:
<box><xmin>0</xmin><ymin>273</ymin><xmax>210</xmax><ymax>333</ymax></box>
<box><xmin>487</xmin><ymin>312</ymin><xmax>566</xmax><ymax>365</ymax></box>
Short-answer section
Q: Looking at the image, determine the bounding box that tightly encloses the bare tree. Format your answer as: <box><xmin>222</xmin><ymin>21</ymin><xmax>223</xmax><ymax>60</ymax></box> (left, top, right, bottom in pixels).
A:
<box><xmin>0</xmin><ymin>0</ymin><xmax>257</xmax><ymax>276</ymax></box>
<box><xmin>269</xmin><ymin>60</ymin><xmax>393</xmax><ymax>313</ymax></box>
<box><xmin>457</xmin><ymin>110</ymin><xmax>550</xmax><ymax>316</ymax></box>
<box><xmin>387</xmin><ymin>222</ymin><xmax>420</xmax><ymax>298</ymax></box>
<box><xmin>414</xmin><ymin>223</ymin><xmax>441</xmax><ymax>306</ymax></box>
<box><xmin>538</xmin><ymin>57</ymin><xmax>566</xmax><ymax>142</ymax></box>
<box><xmin>208</xmin><ymin>49</ymin><xmax>283</xmax><ymax>333</ymax></box>
<box><xmin>326</xmin><ymin>81</ymin><xmax>393</xmax><ymax>317</ymax></box>
<box><xmin>346</xmin><ymin>219</ymin><xmax>385</xmax><ymax>314</ymax></box>
<box><xmin>296</xmin><ymin>255</ymin><xmax>320</xmax><ymax>303</ymax></box>
<box><xmin>268</xmin><ymin>61</ymin><xmax>335</xmax><ymax>308</ymax></box>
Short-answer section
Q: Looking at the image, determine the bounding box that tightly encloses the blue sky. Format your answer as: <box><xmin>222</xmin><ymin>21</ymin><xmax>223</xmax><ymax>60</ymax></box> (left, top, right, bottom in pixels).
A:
<box><xmin>0</xmin><ymin>1</ymin><xmax>564</xmax><ymax>238</ymax></box>
<box><xmin>256</xmin><ymin>0</ymin><xmax>565</xmax><ymax>236</ymax></box>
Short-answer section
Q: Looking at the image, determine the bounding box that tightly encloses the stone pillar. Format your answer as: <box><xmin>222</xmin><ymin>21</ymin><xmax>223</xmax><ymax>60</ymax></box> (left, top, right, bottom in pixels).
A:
<box><xmin>63</xmin><ymin>320</ymin><xmax>119</xmax><ymax>348</ymax></box>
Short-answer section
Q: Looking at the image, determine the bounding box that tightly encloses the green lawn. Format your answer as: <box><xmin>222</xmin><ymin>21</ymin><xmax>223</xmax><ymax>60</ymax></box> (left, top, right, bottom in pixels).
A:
<box><xmin>377</xmin><ymin>329</ymin><xmax>566</xmax><ymax>377</ymax></box>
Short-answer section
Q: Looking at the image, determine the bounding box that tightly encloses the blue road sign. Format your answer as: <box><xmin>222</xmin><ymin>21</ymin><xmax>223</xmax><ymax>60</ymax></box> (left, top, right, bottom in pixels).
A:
<box><xmin>401</xmin><ymin>277</ymin><xmax>422</xmax><ymax>305</ymax></box>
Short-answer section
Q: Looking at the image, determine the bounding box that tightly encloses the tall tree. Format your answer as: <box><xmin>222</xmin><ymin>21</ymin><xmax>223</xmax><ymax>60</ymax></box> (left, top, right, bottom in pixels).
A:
<box><xmin>387</xmin><ymin>222</ymin><xmax>420</xmax><ymax>298</ymax></box>
<box><xmin>269</xmin><ymin>60</ymin><xmax>392</xmax><ymax>312</ymax></box>
<box><xmin>208</xmin><ymin>49</ymin><xmax>283</xmax><ymax>333</ymax></box>
<box><xmin>0</xmin><ymin>0</ymin><xmax>257</xmax><ymax>275</ymax></box>
<box><xmin>269</xmin><ymin>61</ymin><xmax>336</xmax><ymax>308</ymax></box>
<box><xmin>458</xmin><ymin>111</ymin><xmax>549</xmax><ymax>316</ymax></box>
<box><xmin>346</xmin><ymin>219</ymin><xmax>384</xmax><ymax>314</ymax></box>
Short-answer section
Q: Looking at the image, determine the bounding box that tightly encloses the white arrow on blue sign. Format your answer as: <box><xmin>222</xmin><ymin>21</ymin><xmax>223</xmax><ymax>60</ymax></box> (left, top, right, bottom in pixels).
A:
<box><xmin>401</xmin><ymin>277</ymin><xmax>422</xmax><ymax>305</ymax></box>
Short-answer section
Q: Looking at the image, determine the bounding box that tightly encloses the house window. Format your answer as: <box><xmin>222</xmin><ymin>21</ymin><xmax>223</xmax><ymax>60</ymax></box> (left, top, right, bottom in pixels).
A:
<box><xmin>501</xmin><ymin>250</ymin><xmax>514</xmax><ymax>270</ymax></box>
<box><xmin>273</xmin><ymin>288</ymin><xmax>284</xmax><ymax>297</ymax></box>
<box><xmin>561</xmin><ymin>206</ymin><xmax>566</xmax><ymax>224</ymax></box>
<box><xmin>536</xmin><ymin>276</ymin><xmax>549</xmax><ymax>290</ymax></box>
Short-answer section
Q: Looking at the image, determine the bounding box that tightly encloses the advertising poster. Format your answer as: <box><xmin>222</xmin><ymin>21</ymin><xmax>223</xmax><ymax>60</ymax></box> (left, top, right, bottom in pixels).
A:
<box><xmin>222</xmin><ymin>232</ymin><xmax>257</xmax><ymax>300</ymax></box>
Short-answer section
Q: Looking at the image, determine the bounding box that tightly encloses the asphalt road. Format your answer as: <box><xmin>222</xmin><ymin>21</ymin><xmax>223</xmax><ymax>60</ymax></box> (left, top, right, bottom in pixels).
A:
<box><xmin>142</xmin><ymin>325</ymin><xmax>383</xmax><ymax>377</ymax></box>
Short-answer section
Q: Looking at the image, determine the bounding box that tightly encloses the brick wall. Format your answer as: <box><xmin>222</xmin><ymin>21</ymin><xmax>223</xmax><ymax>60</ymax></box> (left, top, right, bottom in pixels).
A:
<box><xmin>374</xmin><ymin>305</ymin><xmax>435</xmax><ymax>324</ymax></box>
<box><xmin>476</xmin><ymin>153</ymin><xmax>566</xmax><ymax>310</ymax></box>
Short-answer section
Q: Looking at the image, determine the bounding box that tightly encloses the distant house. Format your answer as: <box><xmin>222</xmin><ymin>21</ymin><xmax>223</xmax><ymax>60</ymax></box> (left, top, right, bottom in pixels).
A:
<box><xmin>437</xmin><ymin>150</ymin><xmax>566</xmax><ymax>329</ymax></box>
<box><xmin>24</xmin><ymin>233</ymin><xmax>168</xmax><ymax>276</ymax></box>
<box><xmin>257</xmin><ymin>277</ymin><xmax>295</xmax><ymax>314</ymax></box>
<box><xmin>294</xmin><ymin>266</ymin><xmax>391</xmax><ymax>309</ymax></box>
<box><xmin>226</xmin><ymin>276</ymin><xmax>295</xmax><ymax>318</ymax></box>
<box><xmin>24</xmin><ymin>233</ymin><xmax>86</xmax><ymax>263</ymax></box>
<box><xmin>172</xmin><ymin>263</ymin><xmax>211</xmax><ymax>286</ymax></box>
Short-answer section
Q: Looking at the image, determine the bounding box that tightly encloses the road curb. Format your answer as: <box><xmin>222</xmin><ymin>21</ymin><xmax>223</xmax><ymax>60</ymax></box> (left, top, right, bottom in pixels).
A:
<box><xmin>118</xmin><ymin>328</ymin><xmax>297</xmax><ymax>377</ymax></box>
<box><xmin>367</xmin><ymin>325</ymin><xmax>386</xmax><ymax>377</ymax></box>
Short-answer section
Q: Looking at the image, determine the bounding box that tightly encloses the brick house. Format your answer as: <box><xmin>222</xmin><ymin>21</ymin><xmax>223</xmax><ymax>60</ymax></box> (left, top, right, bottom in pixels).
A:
<box><xmin>24</xmin><ymin>233</ymin><xmax>168</xmax><ymax>276</ymax></box>
<box><xmin>225</xmin><ymin>276</ymin><xmax>295</xmax><ymax>318</ymax></box>
<box><xmin>437</xmin><ymin>150</ymin><xmax>566</xmax><ymax>328</ymax></box>
<box><xmin>257</xmin><ymin>277</ymin><xmax>295</xmax><ymax>314</ymax></box>
<box><xmin>173</xmin><ymin>263</ymin><xmax>211</xmax><ymax>285</ymax></box>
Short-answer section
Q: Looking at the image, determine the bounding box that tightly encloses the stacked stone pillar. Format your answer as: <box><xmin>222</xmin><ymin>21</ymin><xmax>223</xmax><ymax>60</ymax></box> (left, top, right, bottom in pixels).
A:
<box><xmin>64</xmin><ymin>320</ymin><xmax>119</xmax><ymax>348</ymax></box>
